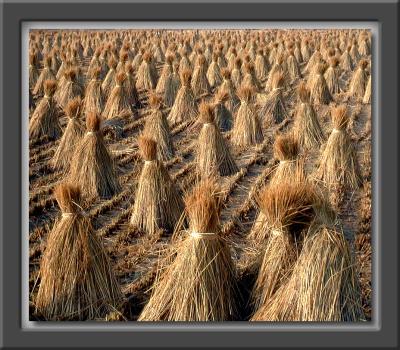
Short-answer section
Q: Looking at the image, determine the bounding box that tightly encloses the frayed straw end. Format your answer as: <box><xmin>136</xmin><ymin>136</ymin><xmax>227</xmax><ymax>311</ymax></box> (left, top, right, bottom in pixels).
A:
<box><xmin>54</xmin><ymin>183</ymin><xmax>81</xmax><ymax>214</ymax></box>
<box><xmin>138</xmin><ymin>134</ymin><xmax>157</xmax><ymax>161</ymax></box>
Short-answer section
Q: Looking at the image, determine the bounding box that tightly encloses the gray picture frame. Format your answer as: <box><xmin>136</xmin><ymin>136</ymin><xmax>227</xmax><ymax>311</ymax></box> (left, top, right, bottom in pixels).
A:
<box><xmin>0</xmin><ymin>0</ymin><xmax>398</xmax><ymax>349</ymax></box>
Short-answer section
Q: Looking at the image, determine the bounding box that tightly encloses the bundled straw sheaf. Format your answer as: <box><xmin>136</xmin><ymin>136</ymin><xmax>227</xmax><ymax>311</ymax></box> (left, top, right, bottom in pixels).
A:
<box><xmin>270</xmin><ymin>132</ymin><xmax>303</xmax><ymax>186</ymax></box>
<box><xmin>251</xmin><ymin>181</ymin><xmax>316</xmax><ymax>310</ymax></box>
<box><xmin>69</xmin><ymin>112</ymin><xmax>121</xmax><ymax>201</ymax></box>
<box><xmin>35</xmin><ymin>183</ymin><xmax>124</xmax><ymax>320</ymax></box>
<box><xmin>252</xmin><ymin>221</ymin><xmax>364</xmax><ymax>321</ymax></box>
<box><xmin>293</xmin><ymin>83</ymin><xmax>325</xmax><ymax>149</ymax></box>
<box><xmin>33</xmin><ymin>56</ymin><xmax>56</xmax><ymax>96</ymax></box>
<box><xmin>309</xmin><ymin>63</ymin><xmax>333</xmax><ymax>105</ymax></box>
<box><xmin>318</xmin><ymin>105</ymin><xmax>362</xmax><ymax>190</ymax></box>
<box><xmin>51</xmin><ymin>97</ymin><xmax>84</xmax><ymax>172</ymax></box>
<box><xmin>260</xmin><ymin>71</ymin><xmax>288</xmax><ymax>126</ymax></box>
<box><xmin>195</xmin><ymin>102</ymin><xmax>238</xmax><ymax>178</ymax></box>
<box><xmin>29</xmin><ymin>79</ymin><xmax>61</xmax><ymax>140</ymax></box>
<box><xmin>168</xmin><ymin>69</ymin><xmax>198</xmax><ymax>125</ymax></box>
<box><xmin>102</xmin><ymin>72</ymin><xmax>133</xmax><ymax>119</ymax></box>
<box><xmin>130</xmin><ymin>135</ymin><xmax>184</xmax><ymax>235</ymax></box>
<box><xmin>231</xmin><ymin>86</ymin><xmax>263</xmax><ymax>147</ymax></box>
<box><xmin>83</xmin><ymin>67</ymin><xmax>105</xmax><ymax>115</ymax></box>
<box><xmin>143</xmin><ymin>94</ymin><xmax>175</xmax><ymax>161</ymax></box>
<box><xmin>139</xmin><ymin>179</ymin><xmax>238</xmax><ymax>321</ymax></box>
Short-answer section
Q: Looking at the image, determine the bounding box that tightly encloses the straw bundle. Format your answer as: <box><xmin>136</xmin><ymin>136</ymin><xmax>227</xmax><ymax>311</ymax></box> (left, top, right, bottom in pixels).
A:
<box><xmin>206</xmin><ymin>53</ymin><xmax>223</xmax><ymax>89</ymax></box>
<box><xmin>231</xmin><ymin>86</ymin><xmax>263</xmax><ymax>147</ymax></box>
<box><xmin>217</xmin><ymin>68</ymin><xmax>240</xmax><ymax>114</ymax></box>
<box><xmin>318</xmin><ymin>105</ymin><xmax>362</xmax><ymax>190</ymax></box>
<box><xmin>124</xmin><ymin>63</ymin><xmax>140</xmax><ymax>108</ymax></box>
<box><xmin>359</xmin><ymin>37</ymin><xmax>370</xmax><ymax>57</ymax></box>
<box><xmin>293</xmin><ymin>83</ymin><xmax>325</xmax><ymax>149</ymax></box>
<box><xmin>251</xmin><ymin>181</ymin><xmax>316</xmax><ymax>310</ymax></box>
<box><xmin>179</xmin><ymin>52</ymin><xmax>192</xmax><ymax>73</ymax></box>
<box><xmin>138</xmin><ymin>180</ymin><xmax>238</xmax><ymax>321</ymax></box>
<box><xmin>300</xmin><ymin>40</ymin><xmax>311</xmax><ymax>62</ymax></box>
<box><xmin>294</xmin><ymin>43</ymin><xmax>303</xmax><ymax>64</ymax></box>
<box><xmin>35</xmin><ymin>183</ymin><xmax>124</xmax><ymax>320</ymax></box>
<box><xmin>264</xmin><ymin>55</ymin><xmax>285</xmax><ymax>92</ymax></box>
<box><xmin>69</xmin><ymin>112</ymin><xmax>121</xmax><ymax>201</ymax></box>
<box><xmin>101</xmin><ymin>57</ymin><xmax>118</xmax><ymax>96</ymax></box>
<box><xmin>191</xmin><ymin>55</ymin><xmax>211</xmax><ymax>97</ymax></box>
<box><xmin>29</xmin><ymin>80</ymin><xmax>61</xmax><ymax>140</ymax></box>
<box><xmin>195</xmin><ymin>102</ymin><xmax>238</xmax><ymax>178</ymax></box>
<box><xmin>168</xmin><ymin>69</ymin><xmax>198</xmax><ymax>126</ymax></box>
<box><xmin>303</xmin><ymin>50</ymin><xmax>322</xmax><ymax>75</ymax></box>
<box><xmin>252</xmin><ymin>223</ymin><xmax>364</xmax><ymax>321</ymax></box>
<box><xmin>156</xmin><ymin>55</ymin><xmax>174</xmax><ymax>94</ymax></box>
<box><xmin>254</xmin><ymin>49</ymin><xmax>269</xmax><ymax>81</ymax></box>
<box><xmin>51</xmin><ymin>97</ymin><xmax>84</xmax><ymax>172</ymax></box>
<box><xmin>116</xmin><ymin>51</ymin><xmax>129</xmax><ymax>74</ymax></box>
<box><xmin>363</xmin><ymin>75</ymin><xmax>371</xmax><ymax>104</ymax></box>
<box><xmin>349</xmin><ymin>42</ymin><xmax>360</xmax><ymax>63</ymax></box>
<box><xmin>86</xmin><ymin>49</ymin><xmax>101</xmax><ymax>80</ymax></box>
<box><xmin>83</xmin><ymin>67</ymin><xmax>104</xmax><ymax>115</ymax></box>
<box><xmin>55</xmin><ymin>67</ymin><xmax>84</xmax><ymax>109</ymax></box>
<box><xmin>349</xmin><ymin>59</ymin><xmax>369</xmax><ymax>101</ymax></box>
<box><xmin>231</xmin><ymin>58</ymin><xmax>243</xmax><ymax>89</ymax></box>
<box><xmin>131</xmin><ymin>47</ymin><xmax>144</xmax><ymax>71</ymax></box>
<box><xmin>143</xmin><ymin>94</ymin><xmax>175</xmax><ymax>161</ymax></box>
<box><xmin>340</xmin><ymin>47</ymin><xmax>354</xmax><ymax>72</ymax></box>
<box><xmin>130</xmin><ymin>136</ymin><xmax>184</xmax><ymax>235</ymax></box>
<box><xmin>260</xmin><ymin>72</ymin><xmax>288</xmax><ymax>126</ymax></box>
<box><xmin>309</xmin><ymin>63</ymin><xmax>333</xmax><ymax>105</ymax></box>
<box><xmin>286</xmin><ymin>50</ymin><xmax>301</xmax><ymax>81</ymax></box>
<box><xmin>240</xmin><ymin>63</ymin><xmax>260</xmax><ymax>92</ymax></box>
<box><xmin>164</xmin><ymin>62</ymin><xmax>181</xmax><ymax>108</ymax></box>
<box><xmin>213</xmin><ymin>89</ymin><xmax>233</xmax><ymax>131</ymax></box>
<box><xmin>324</xmin><ymin>57</ymin><xmax>341</xmax><ymax>95</ymax></box>
<box><xmin>136</xmin><ymin>52</ymin><xmax>157</xmax><ymax>90</ymax></box>
<box><xmin>32</xmin><ymin>56</ymin><xmax>56</xmax><ymax>96</ymax></box>
<box><xmin>29</xmin><ymin>52</ymin><xmax>40</xmax><ymax>91</ymax></box>
<box><xmin>270</xmin><ymin>133</ymin><xmax>303</xmax><ymax>185</ymax></box>
<box><xmin>102</xmin><ymin>72</ymin><xmax>133</xmax><ymax>120</ymax></box>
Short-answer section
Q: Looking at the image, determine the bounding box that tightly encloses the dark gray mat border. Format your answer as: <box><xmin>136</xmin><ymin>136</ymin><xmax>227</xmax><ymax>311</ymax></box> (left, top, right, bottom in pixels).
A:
<box><xmin>0</xmin><ymin>1</ymin><xmax>398</xmax><ymax>349</ymax></box>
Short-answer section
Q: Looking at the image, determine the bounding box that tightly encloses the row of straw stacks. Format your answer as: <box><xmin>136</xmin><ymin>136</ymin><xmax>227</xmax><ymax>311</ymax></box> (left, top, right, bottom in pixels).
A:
<box><xmin>29</xmin><ymin>28</ymin><xmax>371</xmax><ymax>321</ymax></box>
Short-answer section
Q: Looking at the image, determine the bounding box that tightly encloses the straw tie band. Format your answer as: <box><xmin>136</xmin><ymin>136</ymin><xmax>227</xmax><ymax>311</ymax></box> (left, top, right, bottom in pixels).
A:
<box><xmin>62</xmin><ymin>211</ymin><xmax>87</xmax><ymax>219</ymax></box>
<box><xmin>190</xmin><ymin>231</ymin><xmax>217</xmax><ymax>239</ymax></box>
<box><xmin>332</xmin><ymin>128</ymin><xmax>341</xmax><ymax>133</ymax></box>
<box><xmin>86</xmin><ymin>131</ymin><xmax>95</xmax><ymax>135</ymax></box>
<box><xmin>271</xmin><ymin>229</ymin><xmax>283</xmax><ymax>237</ymax></box>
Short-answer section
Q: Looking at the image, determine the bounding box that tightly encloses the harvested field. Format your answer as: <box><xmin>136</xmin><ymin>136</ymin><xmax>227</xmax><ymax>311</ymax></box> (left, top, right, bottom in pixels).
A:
<box><xmin>29</xmin><ymin>28</ymin><xmax>372</xmax><ymax>322</ymax></box>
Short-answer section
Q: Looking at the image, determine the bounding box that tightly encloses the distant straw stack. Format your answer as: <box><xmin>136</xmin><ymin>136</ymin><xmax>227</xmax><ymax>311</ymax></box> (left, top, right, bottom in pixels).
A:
<box><xmin>168</xmin><ymin>69</ymin><xmax>198</xmax><ymax>126</ymax></box>
<box><xmin>51</xmin><ymin>97</ymin><xmax>84</xmax><ymax>172</ymax></box>
<box><xmin>143</xmin><ymin>94</ymin><xmax>175</xmax><ymax>161</ymax></box>
<box><xmin>318</xmin><ymin>105</ymin><xmax>362</xmax><ymax>191</ymax></box>
<box><xmin>69</xmin><ymin>112</ymin><xmax>121</xmax><ymax>201</ymax></box>
<box><xmin>130</xmin><ymin>135</ymin><xmax>184</xmax><ymax>235</ymax></box>
<box><xmin>293</xmin><ymin>83</ymin><xmax>325</xmax><ymax>149</ymax></box>
<box><xmin>231</xmin><ymin>86</ymin><xmax>263</xmax><ymax>147</ymax></box>
<box><xmin>195</xmin><ymin>102</ymin><xmax>238</xmax><ymax>178</ymax></box>
<box><xmin>29</xmin><ymin>79</ymin><xmax>61</xmax><ymax>140</ymax></box>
